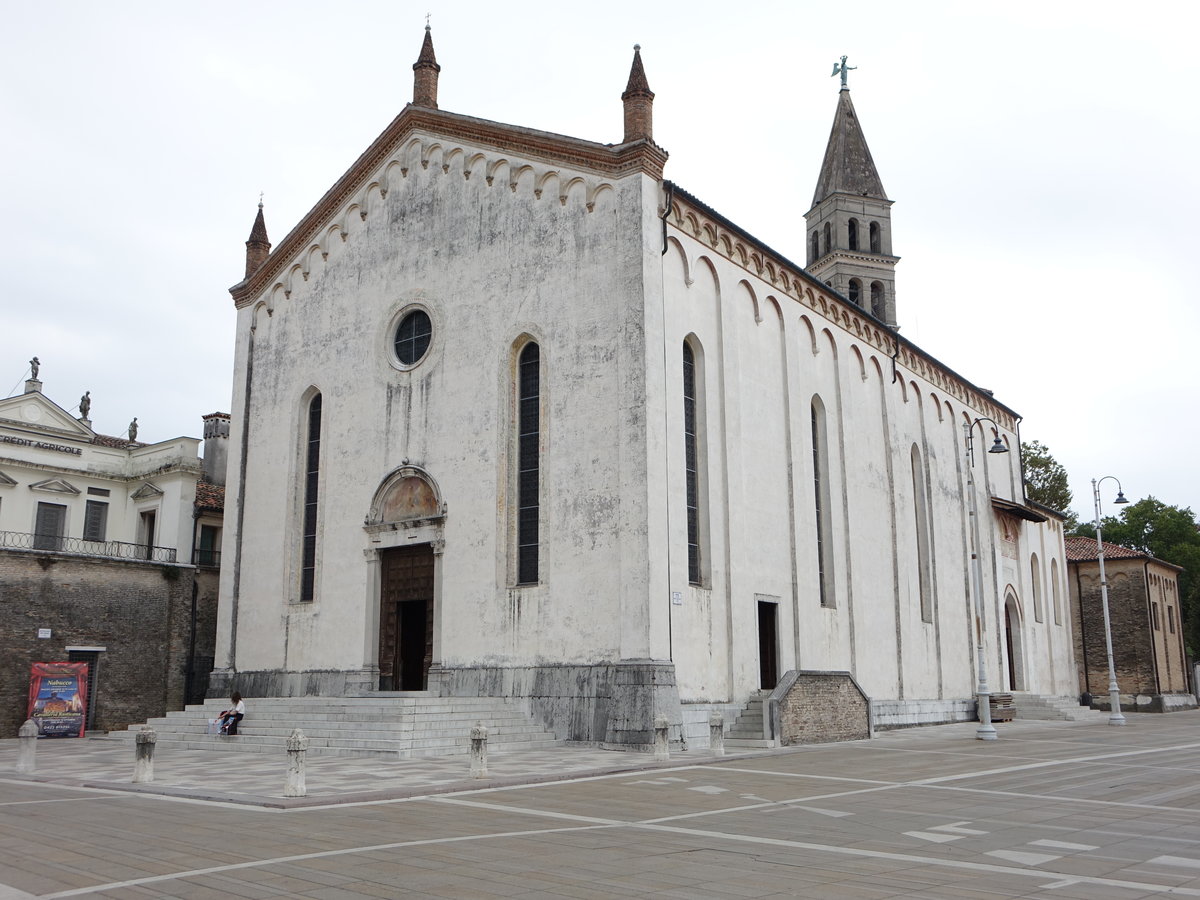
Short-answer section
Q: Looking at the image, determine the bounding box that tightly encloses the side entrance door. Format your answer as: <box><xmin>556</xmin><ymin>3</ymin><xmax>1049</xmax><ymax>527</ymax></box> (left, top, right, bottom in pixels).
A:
<box><xmin>379</xmin><ymin>544</ymin><xmax>435</xmax><ymax>691</ymax></box>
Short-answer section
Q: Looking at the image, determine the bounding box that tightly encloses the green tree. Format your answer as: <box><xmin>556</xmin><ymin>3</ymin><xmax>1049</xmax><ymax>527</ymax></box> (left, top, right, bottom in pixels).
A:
<box><xmin>1021</xmin><ymin>440</ymin><xmax>1076</xmax><ymax>529</ymax></box>
<box><xmin>1074</xmin><ymin>497</ymin><xmax>1200</xmax><ymax>655</ymax></box>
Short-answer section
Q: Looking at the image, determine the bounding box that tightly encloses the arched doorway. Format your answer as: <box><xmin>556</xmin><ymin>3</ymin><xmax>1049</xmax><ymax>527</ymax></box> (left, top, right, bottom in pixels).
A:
<box><xmin>365</xmin><ymin>467</ymin><xmax>445</xmax><ymax>692</ymax></box>
<box><xmin>1004</xmin><ymin>590</ymin><xmax>1025</xmax><ymax>691</ymax></box>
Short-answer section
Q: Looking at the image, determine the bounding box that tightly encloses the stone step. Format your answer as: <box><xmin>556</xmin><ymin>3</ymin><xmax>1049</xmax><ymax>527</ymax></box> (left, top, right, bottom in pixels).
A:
<box><xmin>724</xmin><ymin>738</ymin><xmax>775</xmax><ymax>749</ymax></box>
<box><xmin>109</xmin><ymin>695</ymin><xmax>560</xmax><ymax>759</ymax></box>
<box><xmin>110</xmin><ymin>722</ymin><xmax>553</xmax><ymax>741</ymax></box>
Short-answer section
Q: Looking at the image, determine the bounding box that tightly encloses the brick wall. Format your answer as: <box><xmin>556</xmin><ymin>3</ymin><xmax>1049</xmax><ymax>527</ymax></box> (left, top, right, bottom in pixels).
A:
<box><xmin>1069</xmin><ymin>558</ymin><xmax>1157</xmax><ymax>696</ymax></box>
<box><xmin>0</xmin><ymin>549</ymin><xmax>197</xmax><ymax>736</ymax></box>
<box><xmin>772</xmin><ymin>671</ymin><xmax>870</xmax><ymax>745</ymax></box>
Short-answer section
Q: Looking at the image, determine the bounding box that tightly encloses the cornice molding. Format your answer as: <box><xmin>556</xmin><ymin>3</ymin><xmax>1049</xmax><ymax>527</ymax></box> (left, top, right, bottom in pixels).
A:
<box><xmin>232</xmin><ymin>106</ymin><xmax>667</xmax><ymax>307</ymax></box>
<box><xmin>666</xmin><ymin>193</ymin><xmax>1016</xmax><ymax>429</ymax></box>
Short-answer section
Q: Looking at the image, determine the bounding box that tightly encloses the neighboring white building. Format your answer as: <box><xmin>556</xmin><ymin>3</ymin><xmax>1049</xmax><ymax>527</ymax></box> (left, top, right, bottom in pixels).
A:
<box><xmin>0</xmin><ymin>378</ymin><xmax>199</xmax><ymax>559</ymax></box>
<box><xmin>0</xmin><ymin>374</ymin><xmax>227</xmax><ymax>734</ymax></box>
<box><xmin>211</xmin><ymin>30</ymin><xmax>1077</xmax><ymax>747</ymax></box>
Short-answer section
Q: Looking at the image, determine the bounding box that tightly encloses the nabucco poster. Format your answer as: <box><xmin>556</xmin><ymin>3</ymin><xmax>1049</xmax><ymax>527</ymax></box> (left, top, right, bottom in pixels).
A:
<box><xmin>28</xmin><ymin>663</ymin><xmax>88</xmax><ymax>737</ymax></box>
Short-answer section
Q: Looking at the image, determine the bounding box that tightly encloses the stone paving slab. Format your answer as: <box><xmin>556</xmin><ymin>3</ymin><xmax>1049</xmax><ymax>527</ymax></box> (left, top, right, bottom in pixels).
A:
<box><xmin>5</xmin><ymin>713</ymin><xmax>1200</xmax><ymax>898</ymax></box>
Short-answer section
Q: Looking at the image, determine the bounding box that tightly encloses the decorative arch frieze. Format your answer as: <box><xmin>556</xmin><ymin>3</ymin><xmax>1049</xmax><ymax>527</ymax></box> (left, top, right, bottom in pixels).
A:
<box><xmin>664</xmin><ymin>191</ymin><xmax>1018</xmax><ymax>432</ymax></box>
<box><xmin>239</xmin><ymin>132</ymin><xmax>616</xmax><ymax>323</ymax></box>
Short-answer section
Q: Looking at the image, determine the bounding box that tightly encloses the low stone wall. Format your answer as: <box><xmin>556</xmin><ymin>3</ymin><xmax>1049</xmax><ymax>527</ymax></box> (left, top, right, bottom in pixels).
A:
<box><xmin>871</xmin><ymin>698</ymin><xmax>975</xmax><ymax>730</ymax></box>
<box><xmin>768</xmin><ymin>671</ymin><xmax>871</xmax><ymax>745</ymax></box>
<box><xmin>1090</xmin><ymin>692</ymin><xmax>1199</xmax><ymax>713</ymax></box>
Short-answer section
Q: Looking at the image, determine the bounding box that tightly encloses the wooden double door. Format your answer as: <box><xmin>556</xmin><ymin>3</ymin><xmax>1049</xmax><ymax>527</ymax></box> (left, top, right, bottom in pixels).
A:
<box><xmin>379</xmin><ymin>544</ymin><xmax>434</xmax><ymax>691</ymax></box>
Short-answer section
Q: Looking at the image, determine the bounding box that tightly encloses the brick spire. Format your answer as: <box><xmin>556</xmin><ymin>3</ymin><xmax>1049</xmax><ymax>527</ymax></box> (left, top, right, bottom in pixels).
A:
<box><xmin>412</xmin><ymin>25</ymin><xmax>441</xmax><ymax>109</ymax></box>
<box><xmin>244</xmin><ymin>200</ymin><xmax>271</xmax><ymax>279</ymax></box>
<box><xmin>621</xmin><ymin>44</ymin><xmax>654</xmax><ymax>144</ymax></box>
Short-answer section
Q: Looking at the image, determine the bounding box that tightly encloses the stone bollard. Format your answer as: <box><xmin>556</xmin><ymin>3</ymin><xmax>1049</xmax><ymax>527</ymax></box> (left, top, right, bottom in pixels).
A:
<box><xmin>284</xmin><ymin>729</ymin><xmax>309</xmax><ymax>797</ymax></box>
<box><xmin>133</xmin><ymin>727</ymin><xmax>157</xmax><ymax>784</ymax></box>
<box><xmin>653</xmin><ymin>715</ymin><xmax>670</xmax><ymax>762</ymax></box>
<box><xmin>709</xmin><ymin>713</ymin><xmax>725</xmax><ymax>757</ymax></box>
<box><xmin>16</xmin><ymin>719</ymin><xmax>38</xmax><ymax>775</ymax></box>
<box><xmin>470</xmin><ymin>721</ymin><xmax>488</xmax><ymax>778</ymax></box>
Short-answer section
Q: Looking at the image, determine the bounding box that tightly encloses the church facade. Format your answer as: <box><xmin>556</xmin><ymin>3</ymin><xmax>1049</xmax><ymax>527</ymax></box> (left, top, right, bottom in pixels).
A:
<box><xmin>211</xmin><ymin>31</ymin><xmax>1077</xmax><ymax>746</ymax></box>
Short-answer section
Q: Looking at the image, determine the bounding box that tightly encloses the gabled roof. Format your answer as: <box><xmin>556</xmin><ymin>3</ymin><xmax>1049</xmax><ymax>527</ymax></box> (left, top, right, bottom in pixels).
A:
<box><xmin>811</xmin><ymin>89</ymin><xmax>888</xmax><ymax>209</ymax></box>
<box><xmin>230</xmin><ymin>104</ymin><xmax>668</xmax><ymax>304</ymax></box>
<box><xmin>0</xmin><ymin>391</ymin><xmax>95</xmax><ymax>440</ymax></box>
<box><xmin>1064</xmin><ymin>535</ymin><xmax>1183</xmax><ymax>572</ymax></box>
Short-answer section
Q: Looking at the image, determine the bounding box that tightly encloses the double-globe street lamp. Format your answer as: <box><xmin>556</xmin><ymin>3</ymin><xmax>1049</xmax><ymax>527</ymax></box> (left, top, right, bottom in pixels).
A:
<box><xmin>1092</xmin><ymin>476</ymin><xmax>1130</xmax><ymax>726</ymax></box>
<box><xmin>962</xmin><ymin>417</ymin><xmax>1008</xmax><ymax>741</ymax></box>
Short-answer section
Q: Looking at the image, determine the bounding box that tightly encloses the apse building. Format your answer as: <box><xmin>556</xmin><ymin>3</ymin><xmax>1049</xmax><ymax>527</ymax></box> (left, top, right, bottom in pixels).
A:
<box><xmin>210</xmin><ymin>30</ymin><xmax>1076</xmax><ymax>746</ymax></box>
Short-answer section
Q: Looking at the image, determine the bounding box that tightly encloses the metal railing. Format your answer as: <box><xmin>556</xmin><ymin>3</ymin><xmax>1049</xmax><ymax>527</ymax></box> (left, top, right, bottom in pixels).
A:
<box><xmin>0</xmin><ymin>530</ymin><xmax>177</xmax><ymax>563</ymax></box>
<box><xmin>192</xmin><ymin>548</ymin><xmax>222</xmax><ymax>568</ymax></box>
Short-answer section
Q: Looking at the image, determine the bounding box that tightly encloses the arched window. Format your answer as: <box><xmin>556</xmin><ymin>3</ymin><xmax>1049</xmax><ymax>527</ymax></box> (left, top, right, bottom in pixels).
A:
<box><xmin>517</xmin><ymin>343</ymin><xmax>540</xmax><ymax>584</ymax></box>
<box><xmin>1051</xmin><ymin>558</ymin><xmax>1062</xmax><ymax>625</ymax></box>
<box><xmin>823</xmin><ymin>222</ymin><xmax>832</xmax><ymax>256</ymax></box>
<box><xmin>683</xmin><ymin>340</ymin><xmax>705</xmax><ymax>585</ymax></box>
<box><xmin>300</xmin><ymin>393</ymin><xmax>322</xmax><ymax>603</ymax></box>
<box><xmin>870</xmin><ymin>282</ymin><xmax>885</xmax><ymax>319</ymax></box>
<box><xmin>911</xmin><ymin>444</ymin><xmax>933</xmax><ymax>623</ymax></box>
<box><xmin>811</xmin><ymin>398</ymin><xmax>834</xmax><ymax>607</ymax></box>
<box><xmin>847</xmin><ymin>218</ymin><xmax>859</xmax><ymax>251</ymax></box>
<box><xmin>810</xmin><ymin>231</ymin><xmax>819</xmax><ymax>263</ymax></box>
<box><xmin>848</xmin><ymin>279</ymin><xmax>862</xmax><ymax>306</ymax></box>
<box><xmin>1031</xmin><ymin>553</ymin><xmax>1043</xmax><ymax>623</ymax></box>
<box><xmin>869</xmin><ymin>221</ymin><xmax>881</xmax><ymax>254</ymax></box>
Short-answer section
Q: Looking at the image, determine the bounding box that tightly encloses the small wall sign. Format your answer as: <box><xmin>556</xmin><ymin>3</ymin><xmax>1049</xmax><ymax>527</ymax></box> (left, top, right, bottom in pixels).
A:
<box><xmin>37</xmin><ymin>628</ymin><xmax>52</xmax><ymax>639</ymax></box>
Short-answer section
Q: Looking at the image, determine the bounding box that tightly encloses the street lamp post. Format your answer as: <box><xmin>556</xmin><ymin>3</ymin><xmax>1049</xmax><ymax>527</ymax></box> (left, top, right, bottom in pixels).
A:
<box><xmin>1092</xmin><ymin>476</ymin><xmax>1130</xmax><ymax>726</ymax></box>
<box><xmin>963</xmin><ymin>417</ymin><xmax>1008</xmax><ymax>741</ymax></box>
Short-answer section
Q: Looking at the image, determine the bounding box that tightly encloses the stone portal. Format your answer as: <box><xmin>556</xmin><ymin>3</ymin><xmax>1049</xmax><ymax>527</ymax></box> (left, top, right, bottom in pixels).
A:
<box><xmin>379</xmin><ymin>544</ymin><xmax>435</xmax><ymax>690</ymax></box>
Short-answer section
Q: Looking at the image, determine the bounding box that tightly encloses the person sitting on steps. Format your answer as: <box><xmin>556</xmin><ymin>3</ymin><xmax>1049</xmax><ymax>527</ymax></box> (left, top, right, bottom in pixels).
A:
<box><xmin>217</xmin><ymin>693</ymin><xmax>245</xmax><ymax>735</ymax></box>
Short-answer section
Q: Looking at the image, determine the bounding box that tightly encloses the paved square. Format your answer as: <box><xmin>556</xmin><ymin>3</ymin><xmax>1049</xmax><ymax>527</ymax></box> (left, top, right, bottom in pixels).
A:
<box><xmin>5</xmin><ymin>713</ymin><xmax>1200</xmax><ymax>897</ymax></box>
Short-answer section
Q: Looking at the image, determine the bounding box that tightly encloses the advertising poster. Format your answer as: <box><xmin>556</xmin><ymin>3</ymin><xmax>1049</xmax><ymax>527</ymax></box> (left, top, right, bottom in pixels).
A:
<box><xmin>27</xmin><ymin>663</ymin><xmax>88</xmax><ymax>738</ymax></box>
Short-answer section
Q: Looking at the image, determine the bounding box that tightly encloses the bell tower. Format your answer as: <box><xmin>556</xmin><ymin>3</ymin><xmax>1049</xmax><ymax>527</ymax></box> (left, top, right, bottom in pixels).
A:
<box><xmin>805</xmin><ymin>59</ymin><xmax>898</xmax><ymax>328</ymax></box>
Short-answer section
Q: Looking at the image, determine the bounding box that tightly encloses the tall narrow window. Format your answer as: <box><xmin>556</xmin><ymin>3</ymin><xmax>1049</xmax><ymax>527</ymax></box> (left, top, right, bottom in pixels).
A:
<box><xmin>140</xmin><ymin>510</ymin><xmax>157</xmax><ymax>559</ymax></box>
<box><xmin>1030</xmin><ymin>554</ymin><xmax>1043</xmax><ymax>623</ymax></box>
<box><xmin>300</xmin><ymin>393</ymin><xmax>322</xmax><ymax>603</ymax></box>
<box><xmin>811</xmin><ymin>399</ymin><xmax>834</xmax><ymax>607</ymax></box>
<box><xmin>1051</xmin><ymin>557</ymin><xmax>1062</xmax><ymax>625</ymax></box>
<box><xmin>869</xmin><ymin>221</ymin><xmax>881</xmax><ymax>253</ymax></box>
<box><xmin>911</xmin><ymin>445</ymin><xmax>933</xmax><ymax>622</ymax></box>
<box><xmin>823</xmin><ymin>222</ymin><xmax>832</xmax><ymax>255</ymax></box>
<box><xmin>847</xmin><ymin>218</ymin><xmax>859</xmax><ymax>250</ymax></box>
<box><xmin>517</xmin><ymin>343</ymin><xmax>540</xmax><ymax>584</ymax></box>
<box><xmin>83</xmin><ymin>500</ymin><xmax>108</xmax><ymax>542</ymax></box>
<box><xmin>683</xmin><ymin>341</ymin><xmax>701</xmax><ymax>584</ymax></box>
<box><xmin>810</xmin><ymin>231</ymin><xmax>819</xmax><ymax>262</ymax></box>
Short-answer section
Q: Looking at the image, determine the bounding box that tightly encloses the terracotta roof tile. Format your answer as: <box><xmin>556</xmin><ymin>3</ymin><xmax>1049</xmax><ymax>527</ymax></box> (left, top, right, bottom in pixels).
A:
<box><xmin>1064</xmin><ymin>536</ymin><xmax>1145</xmax><ymax>562</ymax></box>
<box><xmin>195</xmin><ymin>481</ymin><xmax>225</xmax><ymax>512</ymax></box>
<box><xmin>91</xmin><ymin>434</ymin><xmax>143</xmax><ymax>449</ymax></box>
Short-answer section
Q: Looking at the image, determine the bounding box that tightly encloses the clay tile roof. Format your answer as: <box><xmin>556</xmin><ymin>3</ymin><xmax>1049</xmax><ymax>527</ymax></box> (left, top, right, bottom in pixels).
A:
<box><xmin>812</xmin><ymin>89</ymin><xmax>888</xmax><ymax>208</ymax></box>
<box><xmin>91</xmin><ymin>434</ymin><xmax>143</xmax><ymax>449</ymax></box>
<box><xmin>1064</xmin><ymin>536</ymin><xmax>1145</xmax><ymax>562</ymax></box>
<box><xmin>194</xmin><ymin>481</ymin><xmax>225</xmax><ymax>512</ymax></box>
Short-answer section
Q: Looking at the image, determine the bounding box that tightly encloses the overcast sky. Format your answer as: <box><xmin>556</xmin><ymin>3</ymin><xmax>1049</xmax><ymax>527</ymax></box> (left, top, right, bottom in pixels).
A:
<box><xmin>3</xmin><ymin>2</ymin><xmax>1196</xmax><ymax>526</ymax></box>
